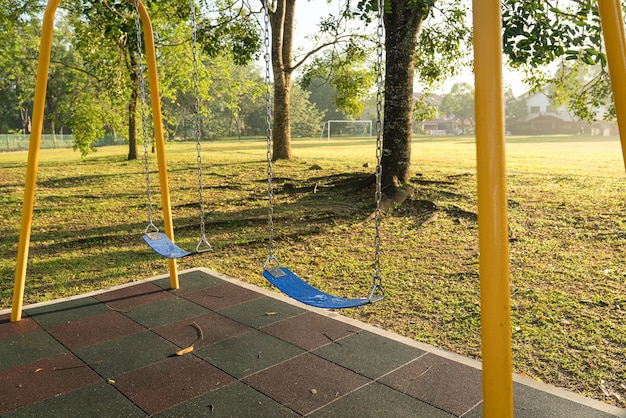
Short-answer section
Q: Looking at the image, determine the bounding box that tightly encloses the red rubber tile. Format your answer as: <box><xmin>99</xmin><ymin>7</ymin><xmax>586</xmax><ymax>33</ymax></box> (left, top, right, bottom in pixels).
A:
<box><xmin>0</xmin><ymin>313</ymin><xmax>40</xmax><ymax>340</ymax></box>
<box><xmin>261</xmin><ymin>311</ymin><xmax>361</xmax><ymax>350</ymax></box>
<box><xmin>243</xmin><ymin>353</ymin><xmax>370</xmax><ymax>416</ymax></box>
<box><xmin>152</xmin><ymin>311</ymin><xmax>251</xmax><ymax>350</ymax></box>
<box><xmin>0</xmin><ymin>352</ymin><xmax>101</xmax><ymax>415</ymax></box>
<box><xmin>46</xmin><ymin>311</ymin><xmax>145</xmax><ymax>350</ymax></box>
<box><xmin>378</xmin><ymin>353</ymin><xmax>483</xmax><ymax>416</ymax></box>
<box><xmin>113</xmin><ymin>354</ymin><xmax>235</xmax><ymax>415</ymax></box>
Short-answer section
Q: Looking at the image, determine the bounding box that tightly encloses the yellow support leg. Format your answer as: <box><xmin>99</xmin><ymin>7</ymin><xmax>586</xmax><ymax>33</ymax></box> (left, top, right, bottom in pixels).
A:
<box><xmin>11</xmin><ymin>0</ymin><xmax>62</xmax><ymax>322</ymax></box>
<box><xmin>137</xmin><ymin>0</ymin><xmax>179</xmax><ymax>289</ymax></box>
<box><xmin>598</xmin><ymin>0</ymin><xmax>626</xmax><ymax>172</ymax></box>
<box><xmin>472</xmin><ymin>0</ymin><xmax>513</xmax><ymax>416</ymax></box>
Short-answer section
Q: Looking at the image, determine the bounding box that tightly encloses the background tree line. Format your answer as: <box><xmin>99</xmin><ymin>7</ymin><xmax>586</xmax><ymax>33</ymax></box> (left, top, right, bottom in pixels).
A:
<box><xmin>1</xmin><ymin>0</ymin><xmax>619</xmax><ymax>194</ymax></box>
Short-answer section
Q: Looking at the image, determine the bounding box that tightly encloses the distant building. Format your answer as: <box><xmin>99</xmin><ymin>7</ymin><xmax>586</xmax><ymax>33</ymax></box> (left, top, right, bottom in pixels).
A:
<box><xmin>415</xmin><ymin>89</ymin><xmax>618</xmax><ymax>136</ymax></box>
<box><xmin>414</xmin><ymin>93</ymin><xmax>459</xmax><ymax>135</ymax></box>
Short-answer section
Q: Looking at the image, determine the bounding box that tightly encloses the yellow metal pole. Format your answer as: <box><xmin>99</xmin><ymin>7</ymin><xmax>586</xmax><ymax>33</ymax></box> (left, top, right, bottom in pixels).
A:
<box><xmin>11</xmin><ymin>0</ymin><xmax>62</xmax><ymax>322</ymax></box>
<box><xmin>136</xmin><ymin>0</ymin><xmax>179</xmax><ymax>289</ymax></box>
<box><xmin>598</xmin><ymin>0</ymin><xmax>626</xmax><ymax>172</ymax></box>
<box><xmin>472</xmin><ymin>0</ymin><xmax>513</xmax><ymax>416</ymax></box>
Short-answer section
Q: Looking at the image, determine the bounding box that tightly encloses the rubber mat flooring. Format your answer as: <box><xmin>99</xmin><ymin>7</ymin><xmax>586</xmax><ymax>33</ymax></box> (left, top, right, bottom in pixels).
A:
<box><xmin>1</xmin><ymin>268</ymin><xmax>624</xmax><ymax>417</ymax></box>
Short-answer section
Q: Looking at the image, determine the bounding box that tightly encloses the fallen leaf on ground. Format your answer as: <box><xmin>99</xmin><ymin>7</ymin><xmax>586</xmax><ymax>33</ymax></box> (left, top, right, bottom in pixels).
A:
<box><xmin>176</xmin><ymin>345</ymin><xmax>194</xmax><ymax>356</ymax></box>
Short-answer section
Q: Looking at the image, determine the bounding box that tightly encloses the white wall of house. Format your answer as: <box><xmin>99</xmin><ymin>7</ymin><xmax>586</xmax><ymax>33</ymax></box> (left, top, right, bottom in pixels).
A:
<box><xmin>524</xmin><ymin>92</ymin><xmax>573</xmax><ymax>121</ymax></box>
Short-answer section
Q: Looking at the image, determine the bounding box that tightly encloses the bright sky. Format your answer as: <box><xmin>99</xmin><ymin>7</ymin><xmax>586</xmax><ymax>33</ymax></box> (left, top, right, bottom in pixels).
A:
<box><xmin>293</xmin><ymin>0</ymin><xmax>530</xmax><ymax>97</ymax></box>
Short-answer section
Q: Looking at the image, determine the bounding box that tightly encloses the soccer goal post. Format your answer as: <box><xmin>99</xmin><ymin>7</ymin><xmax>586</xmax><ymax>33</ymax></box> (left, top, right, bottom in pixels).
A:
<box><xmin>320</xmin><ymin>120</ymin><xmax>373</xmax><ymax>140</ymax></box>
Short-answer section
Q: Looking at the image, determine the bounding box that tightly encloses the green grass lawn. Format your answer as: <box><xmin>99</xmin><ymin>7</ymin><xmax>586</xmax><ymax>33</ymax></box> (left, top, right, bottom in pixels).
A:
<box><xmin>1</xmin><ymin>134</ymin><xmax>624</xmax><ymax>407</ymax></box>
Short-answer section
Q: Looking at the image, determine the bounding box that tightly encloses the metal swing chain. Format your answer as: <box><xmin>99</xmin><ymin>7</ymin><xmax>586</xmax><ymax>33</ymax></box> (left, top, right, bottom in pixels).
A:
<box><xmin>370</xmin><ymin>0</ymin><xmax>385</xmax><ymax>301</ymax></box>
<box><xmin>263</xmin><ymin>0</ymin><xmax>278</xmax><ymax>269</ymax></box>
<box><xmin>134</xmin><ymin>0</ymin><xmax>158</xmax><ymax>235</ymax></box>
<box><xmin>190</xmin><ymin>0</ymin><xmax>212</xmax><ymax>252</ymax></box>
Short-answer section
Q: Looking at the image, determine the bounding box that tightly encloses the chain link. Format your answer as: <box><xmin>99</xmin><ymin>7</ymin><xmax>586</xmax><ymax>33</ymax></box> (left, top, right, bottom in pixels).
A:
<box><xmin>371</xmin><ymin>0</ymin><xmax>385</xmax><ymax>297</ymax></box>
<box><xmin>263</xmin><ymin>0</ymin><xmax>277</xmax><ymax>269</ymax></box>
<box><xmin>134</xmin><ymin>0</ymin><xmax>157</xmax><ymax>234</ymax></box>
<box><xmin>190</xmin><ymin>0</ymin><xmax>211</xmax><ymax>252</ymax></box>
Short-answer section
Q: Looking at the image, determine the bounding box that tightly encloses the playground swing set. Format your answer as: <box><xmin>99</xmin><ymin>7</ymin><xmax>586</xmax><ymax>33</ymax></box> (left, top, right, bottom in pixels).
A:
<box><xmin>8</xmin><ymin>0</ymin><xmax>626</xmax><ymax>416</ymax></box>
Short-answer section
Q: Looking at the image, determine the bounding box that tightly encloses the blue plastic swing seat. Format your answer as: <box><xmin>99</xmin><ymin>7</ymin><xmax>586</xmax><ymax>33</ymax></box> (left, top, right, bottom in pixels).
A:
<box><xmin>263</xmin><ymin>266</ymin><xmax>372</xmax><ymax>309</ymax></box>
<box><xmin>142</xmin><ymin>232</ymin><xmax>194</xmax><ymax>259</ymax></box>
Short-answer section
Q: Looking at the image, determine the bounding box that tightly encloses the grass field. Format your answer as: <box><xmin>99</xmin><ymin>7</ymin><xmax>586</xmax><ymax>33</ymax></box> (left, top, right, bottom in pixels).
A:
<box><xmin>0</xmin><ymin>134</ymin><xmax>624</xmax><ymax>407</ymax></box>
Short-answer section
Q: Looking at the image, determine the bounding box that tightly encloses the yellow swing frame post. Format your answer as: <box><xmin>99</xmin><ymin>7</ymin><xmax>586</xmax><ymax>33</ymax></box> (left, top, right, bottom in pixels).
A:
<box><xmin>472</xmin><ymin>0</ymin><xmax>626</xmax><ymax>416</ymax></box>
<box><xmin>472</xmin><ymin>1</ymin><xmax>513</xmax><ymax>416</ymax></box>
<box><xmin>11</xmin><ymin>0</ymin><xmax>179</xmax><ymax>322</ymax></box>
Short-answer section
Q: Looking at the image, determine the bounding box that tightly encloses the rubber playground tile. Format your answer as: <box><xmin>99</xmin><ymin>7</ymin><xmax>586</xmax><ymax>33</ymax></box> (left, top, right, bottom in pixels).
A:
<box><xmin>261</xmin><ymin>311</ymin><xmax>361</xmax><ymax>351</ymax></box>
<box><xmin>313</xmin><ymin>330</ymin><xmax>425</xmax><ymax>379</ymax></box>
<box><xmin>155</xmin><ymin>381</ymin><xmax>299</xmax><ymax>418</ymax></box>
<box><xmin>461</xmin><ymin>382</ymin><xmax>620</xmax><ymax>418</ymax></box>
<box><xmin>512</xmin><ymin>382</ymin><xmax>620</xmax><ymax>418</ymax></box>
<box><xmin>0</xmin><ymin>330</ymin><xmax>67</xmax><ymax>371</ymax></box>
<box><xmin>309</xmin><ymin>382</ymin><xmax>455</xmax><ymax>418</ymax></box>
<box><xmin>113</xmin><ymin>354</ymin><xmax>236</xmax><ymax>416</ymax></box>
<box><xmin>0</xmin><ymin>352</ymin><xmax>101</xmax><ymax>415</ymax></box>
<box><xmin>93</xmin><ymin>281</ymin><xmax>174</xmax><ymax>311</ymax></box>
<box><xmin>243</xmin><ymin>353</ymin><xmax>371</xmax><ymax>416</ymax></box>
<box><xmin>152</xmin><ymin>270</ymin><xmax>226</xmax><ymax>294</ymax></box>
<box><xmin>46</xmin><ymin>310</ymin><xmax>145</xmax><ymax>350</ymax></box>
<box><xmin>195</xmin><ymin>330</ymin><xmax>304</xmax><ymax>379</ymax></box>
<box><xmin>3</xmin><ymin>381</ymin><xmax>146</xmax><ymax>418</ymax></box>
<box><xmin>183</xmin><ymin>282</ymin><xmax>265</xmax><ymax>311</ymax></box>
<box><xmin>152</xmin><ymin>311</ymin><xmax>252</xmax><ymax>351</ymax></box>
<box><xmin>0</xmin><ymin>313</ymin><xmax>41</xmax><ymax>340</ymax></box>
<box><xmin>122</xmin><ymin>296</ymin><xmax>209</xmax><ymax>329</ymax></box>
<box><xmin>378</xmin><ymin>353</ymin><xmax>483</xmax><ymax>417</ymax></box>
<box><xmin>74</xmin><ymin>330</ymin><xmax>180</xmax><ymax>378</ymax></box>
<box><xmin>217</xmin><ymin>296</ymin><xmax>306</xmax><ymax>329</ymax></box>
<box><xmin>25</xmin><ymin>297</ymin><xmax>111</xmax><ymax>329</ymax></box>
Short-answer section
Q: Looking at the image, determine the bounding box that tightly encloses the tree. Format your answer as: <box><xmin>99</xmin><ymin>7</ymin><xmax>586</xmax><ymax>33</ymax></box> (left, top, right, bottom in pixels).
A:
<box><xmin>290</xmin><ymin>84</ymin><xmax>324</xmax><ymax>136</ymax></box>
<box><xmin>66</xmin><ymin>0</ymin><xmax>195</xmax><ymax>160</ymax></box>
<box><xmin>504</xmin><ymin>88</ymin><xmax>527</xmax><ymax>132</ymax></box>
<box><xmin>378</xmin><ymin>0</ymin><xmax>471</xmax><ymax>190</ymax></box>
<box><xmin>501</xmin><ymin>0</ymin><xmax>616</xmax><ymax>123</ymax></box>
<box><xmin>301</xmin><ymin>76</ymin><xmax>345</xmax><ymax>121</ymax></box>
<box><xmin>300</xmin><ymin>45</ymin><xmax>376</xmax><ymax>120</ymax></box>
<box><xmin>440</xmin><ymin>82</ymin><xmax>474</xmax><ymax>133</ymax></box>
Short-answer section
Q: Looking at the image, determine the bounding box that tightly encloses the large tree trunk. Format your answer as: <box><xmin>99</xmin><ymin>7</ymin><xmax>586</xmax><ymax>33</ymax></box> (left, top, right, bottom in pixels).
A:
<box><xmin>128</xmin><ymin>85</ymin><xmax>138</xmax><ymax>160</ymax></box>
<box><xmin>269</xmin><ymin>0</ymin><xmax>295</xmax><ymax>160</ymax></box>
<box><xmin>381</xmin><ymin>1</ymin><xmax>427</xmax><ymax>190</ymax></box>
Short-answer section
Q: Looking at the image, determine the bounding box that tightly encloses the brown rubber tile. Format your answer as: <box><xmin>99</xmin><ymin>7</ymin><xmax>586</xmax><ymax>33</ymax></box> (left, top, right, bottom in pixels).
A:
<box><xmin>0</xmin><ymin>352</ymin><xmax>101</xmax><ymax>415</ymax></box>
<box><xmin>0</xmin><ymin>313</ymin><xmax>40</xmax><ymax>340</ymax></box>
<box><xmin>243</xmin><ymin>353</ymin><xmax>371</xmax><ymax>416</ymax></box>
<box><xmin>183</xmin><ymin>282</ymin><xmax>265</xmax><ymax>311</ymax></box>
<box><xmin>93</xmin><ymin>281</ymin><xmax>174</xmax><ymax>311</ymax></box>
<box><xmin>113</xmin><ymin>354</ymin><xmax>236</xmax><ymax>416</ymax></box>
<box><xmin>378</xmin><ymin>353</ymin><xmax>483</xmax><ymax>416</ymax></box>
<box><xmin>261</xmin><ymin>311</ymin><xmax>361</xmax><ymax>350</ymax></box>
<box><xmin>47</xmin><ymin>310</ymin><xmax>145</xmax><ymax>350</ymax></box>
<box><xmin>153</xmin><ymin>311</ymin><xmax>252</xmax><ymax>350</ymax></box>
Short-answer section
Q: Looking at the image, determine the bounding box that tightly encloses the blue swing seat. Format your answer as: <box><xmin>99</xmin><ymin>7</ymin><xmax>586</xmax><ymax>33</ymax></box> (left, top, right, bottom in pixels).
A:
<box><xmin>263</xmin><ymin>266</ymin><xmax>373</xmax><ymax>309</ymax></box>
<box><xmin>142</xmin><ymin>232</ymin><xmax>194</xmax><ymax>259</ymax></box>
